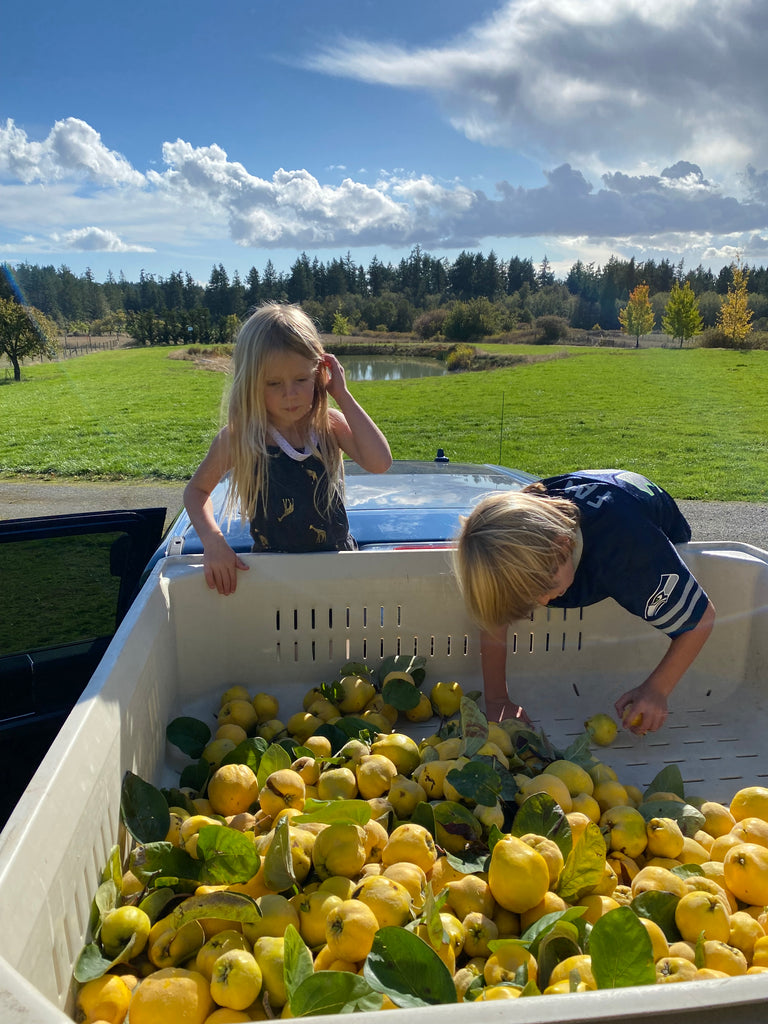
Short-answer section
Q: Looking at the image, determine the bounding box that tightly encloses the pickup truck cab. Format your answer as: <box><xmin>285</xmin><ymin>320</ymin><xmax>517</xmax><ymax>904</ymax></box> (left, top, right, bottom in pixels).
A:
<box><xmin>0</xmin><ymin>456</ymin><xmax>534</xmax><ymax>826</ymax></box>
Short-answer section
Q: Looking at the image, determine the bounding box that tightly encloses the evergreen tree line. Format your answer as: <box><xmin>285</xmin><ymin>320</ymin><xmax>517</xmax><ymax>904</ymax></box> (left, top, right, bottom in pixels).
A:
<box><xmin>6</xmin><ymin>247</ymin><xmax>768</xmax><ymax>345</ymax></box>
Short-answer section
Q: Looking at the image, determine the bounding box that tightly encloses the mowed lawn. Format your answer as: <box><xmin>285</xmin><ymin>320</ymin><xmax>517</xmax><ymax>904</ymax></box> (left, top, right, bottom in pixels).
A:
<box><xmin>1</xmin><ymin>345</ymin><xmax>766</xmax><ymax>501</ymax></box>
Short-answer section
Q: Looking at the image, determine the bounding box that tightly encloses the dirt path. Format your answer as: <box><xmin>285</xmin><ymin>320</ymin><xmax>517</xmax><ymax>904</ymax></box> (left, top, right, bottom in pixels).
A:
<box><xmin>1</xmin><ymin>479</ymin><xmax>767</xmax><ymax>550</ymax></box>
<box><xmin>0</xmin><ymin>479</ymin><xmax>187</xmax><ymax>531</ymax></box>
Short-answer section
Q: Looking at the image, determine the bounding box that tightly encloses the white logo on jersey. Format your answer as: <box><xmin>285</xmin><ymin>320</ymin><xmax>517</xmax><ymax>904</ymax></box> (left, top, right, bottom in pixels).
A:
<box><xmin>646</xmin><ymin>574</ymin><xmax>679</xmax><ymax>618</ymax></box>
<box><xmin>616</xmin><ymin>471</ymin><xmax>656</xmax><ymax>496</ymax></box>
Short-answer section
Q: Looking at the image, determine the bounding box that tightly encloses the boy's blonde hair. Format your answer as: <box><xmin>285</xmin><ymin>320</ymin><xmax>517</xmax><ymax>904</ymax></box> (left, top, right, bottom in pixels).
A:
<box><xmin>225</xmin><ymin>302</ymin><xmax>342</xmax><ymax>523</ymax></box>
<box><xmin>454</xmin><ymin>485</ymin><xmax>580</xmax><ymax>628</ymax></box>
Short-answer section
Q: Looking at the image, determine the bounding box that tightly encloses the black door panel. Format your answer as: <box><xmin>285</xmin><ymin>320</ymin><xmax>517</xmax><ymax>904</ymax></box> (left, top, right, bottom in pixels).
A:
<box><xmin>0</xmin><ymin>508</ymin><xmax>166</xmax><ymax>827</ymax></box>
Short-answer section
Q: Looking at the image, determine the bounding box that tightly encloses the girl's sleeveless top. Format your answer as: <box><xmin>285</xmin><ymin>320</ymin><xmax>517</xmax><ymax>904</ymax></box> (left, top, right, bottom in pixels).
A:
<box><xmin>249</xmin><ymin>442</ymin><xmax>354</xmax><ymax>552</ymax></box>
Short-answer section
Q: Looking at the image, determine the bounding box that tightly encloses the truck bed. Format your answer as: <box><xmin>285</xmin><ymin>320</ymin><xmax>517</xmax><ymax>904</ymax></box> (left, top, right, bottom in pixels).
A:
<box><xmin>1</xmin><ymin>543</ymin><xmax>768</xmax><ymax>1023</ymax></box>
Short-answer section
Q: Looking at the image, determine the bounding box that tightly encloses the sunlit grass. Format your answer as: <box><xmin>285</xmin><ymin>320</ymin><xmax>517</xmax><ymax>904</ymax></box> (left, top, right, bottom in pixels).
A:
<box><xmin>1</xmin><ymin>345</ymin><xmax>766</xmax><ymax>501</ymax></box>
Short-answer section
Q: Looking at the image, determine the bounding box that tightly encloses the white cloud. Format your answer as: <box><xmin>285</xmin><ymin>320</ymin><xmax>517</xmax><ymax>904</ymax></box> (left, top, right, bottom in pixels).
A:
<box><xmin>145</xmin><ymin>140</ymin><xmax>768</xmax><ymax>252</ymax></box>
<box><xmin>149</xmin><ymin>142</ymin><xmax>413</xmax><ymax>246</ymax></box>
<box><xmin>305</xmin><ymin>0</ymin><xmax>768</xmax><ymax>183</ymax></box>
<box><xmin>3</xmin><ymin>114</ymin><xmax>768</xmax><ymax>273</ymax></box>
<box><xmin>0</xmin><ymin>118</ymin><xmax>144</xmax><ymax>187</ymax></box>
<box><xmin>51</xmin><ymin>227</ymin><xmax>154</xmax><ymax>253</ymax></box>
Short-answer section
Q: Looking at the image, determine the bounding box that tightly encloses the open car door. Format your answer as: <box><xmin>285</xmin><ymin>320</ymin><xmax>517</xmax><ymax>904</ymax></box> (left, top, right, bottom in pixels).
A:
<box><xmin>0</xmin><ymin>507</ymin><xmax>166</xmax><ymax>827</ymax></box>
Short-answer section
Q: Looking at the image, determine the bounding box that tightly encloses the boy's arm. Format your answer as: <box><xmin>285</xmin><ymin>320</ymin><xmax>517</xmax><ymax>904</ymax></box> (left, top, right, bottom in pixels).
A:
<box><xmin>183</xmin><ymin>428</ymin><xmax>248</xmax><ymax>595</ymax></box>
<box><xmin>615</xmin><ymin>598</ymin><xmax>715</xmax><ymax>733</ymax></box>
<box><xmin>480</xmin><ymin>627</ymin><xmax>533</xmax><ymax>724</ymax></box>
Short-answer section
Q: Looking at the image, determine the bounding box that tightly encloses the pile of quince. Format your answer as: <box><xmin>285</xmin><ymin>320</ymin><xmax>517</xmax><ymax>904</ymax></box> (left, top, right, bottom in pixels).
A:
<box><xmin>74</xmin><ymin>659</ymin><xmax>768</xmax><ymax>1023</ymax></box>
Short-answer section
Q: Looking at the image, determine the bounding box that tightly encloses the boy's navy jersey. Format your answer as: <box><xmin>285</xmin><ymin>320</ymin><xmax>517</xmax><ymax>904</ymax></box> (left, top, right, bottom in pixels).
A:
<box><xmin>542</xmin><ymin>470</ymin><xmax>709</xmax><ymax>637</ymax></box>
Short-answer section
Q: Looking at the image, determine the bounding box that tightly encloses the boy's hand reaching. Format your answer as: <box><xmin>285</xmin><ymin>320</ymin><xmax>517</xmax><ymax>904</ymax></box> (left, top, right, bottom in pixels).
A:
<box><xmin>203</xmin><ymin>534</ymin><xmax>248</xmax><ymax>595</ymax></box>
<box><xmin>615</xmin><ymin>684</ymin><xmax>668</xmax><ymax>735</ymax></box>
<box><xmin>485</xmin><ymin>697</ymin><xmax>533</xmax><ymax>727</ymax></box>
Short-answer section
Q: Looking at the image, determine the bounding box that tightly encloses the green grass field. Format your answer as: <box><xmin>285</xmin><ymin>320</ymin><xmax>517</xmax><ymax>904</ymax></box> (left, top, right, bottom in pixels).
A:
<box><xmin>2</xmin><ymin>345</ymin><xmax>766</xmax><ymax>501</ymax></box>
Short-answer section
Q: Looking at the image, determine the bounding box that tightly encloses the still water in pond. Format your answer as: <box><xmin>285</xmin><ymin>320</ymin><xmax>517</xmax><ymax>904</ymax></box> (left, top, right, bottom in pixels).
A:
<box><xmin>340</xmin><ymin>355</ymin><xmax>447</xmax><ymax>381</ymax></box>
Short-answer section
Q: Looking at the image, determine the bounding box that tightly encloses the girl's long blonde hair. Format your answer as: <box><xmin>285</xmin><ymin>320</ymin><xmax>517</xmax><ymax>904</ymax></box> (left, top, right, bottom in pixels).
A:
<box><xmin>225</xmin><ymin>302</ymin><xmax>343</xmax><ymax>523</ymax></box>
<box><xmin>454</xmin><ymin>484</ymin><xmax>580</xmax><ymax>628</ymax></box>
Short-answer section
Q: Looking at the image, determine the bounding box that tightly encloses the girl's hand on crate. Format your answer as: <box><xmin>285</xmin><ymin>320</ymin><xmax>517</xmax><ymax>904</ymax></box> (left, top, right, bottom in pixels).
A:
<box><xmin>203</xmin><ymin>533</ymin><xmax>249</xmax><ymax>595</ymax></box>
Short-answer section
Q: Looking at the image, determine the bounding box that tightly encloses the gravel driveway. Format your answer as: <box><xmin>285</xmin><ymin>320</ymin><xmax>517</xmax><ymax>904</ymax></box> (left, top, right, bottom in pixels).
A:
<box><xmin>1</xmin><ymin>479</ymin><xmax>766</xmax><ymax>550</ymax></box>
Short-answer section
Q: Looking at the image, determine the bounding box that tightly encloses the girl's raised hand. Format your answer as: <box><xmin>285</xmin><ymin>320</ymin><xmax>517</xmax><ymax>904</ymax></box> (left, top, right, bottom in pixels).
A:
<box><xmin>321</xmin><ymin>353</ymin><xmax>348</xmax><ymax>404</ymax></box>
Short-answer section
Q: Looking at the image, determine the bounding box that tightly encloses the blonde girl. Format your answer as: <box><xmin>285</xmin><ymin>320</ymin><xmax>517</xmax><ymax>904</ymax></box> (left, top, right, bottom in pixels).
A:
<box><xmin>184</xmin><ymin>303</ymin><xmax>391</xmax><ymax>595</ymax></box>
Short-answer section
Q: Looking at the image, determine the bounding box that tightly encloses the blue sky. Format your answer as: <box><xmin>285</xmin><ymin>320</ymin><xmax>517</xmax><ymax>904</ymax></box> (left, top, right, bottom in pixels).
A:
<box><xmin>3</xmin><ymin>0</ymin><xmax>768</xmax><ymax>286</ymax></box>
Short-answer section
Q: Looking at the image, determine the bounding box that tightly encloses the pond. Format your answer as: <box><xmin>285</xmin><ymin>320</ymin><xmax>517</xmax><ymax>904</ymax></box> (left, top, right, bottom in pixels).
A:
<box><xmin>340</xmin><ymin>354</ymin><xmax>447</xmax><ymax>381</ymax></box>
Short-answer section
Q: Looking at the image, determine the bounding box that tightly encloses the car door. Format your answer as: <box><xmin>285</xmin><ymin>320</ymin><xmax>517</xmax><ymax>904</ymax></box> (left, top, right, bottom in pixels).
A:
<box><xmin>0</xmin><ymin>508</ymin><xmax>166</xmax><ymax>827</ymax></box>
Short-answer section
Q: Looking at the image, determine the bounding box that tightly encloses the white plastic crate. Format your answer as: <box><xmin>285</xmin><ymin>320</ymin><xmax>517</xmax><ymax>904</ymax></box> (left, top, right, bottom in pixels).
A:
<box><xmin>2</xmin><ymin>543</ymin><xmax>768</xmax><ymax>1024</ymax></box>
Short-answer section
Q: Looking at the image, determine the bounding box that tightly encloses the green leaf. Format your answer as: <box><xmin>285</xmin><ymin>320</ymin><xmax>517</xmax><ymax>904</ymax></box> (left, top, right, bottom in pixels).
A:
<box><xmin>101</xmin><ymin>845</ymin><xmax>122</xmax><ymax>887</ymax></box>
<box><xmin>129</xmin><ymin>842</ymin><xmax>200</xmax><ymax>884</ymax></box>
<box><xmin>161</xmin><ymin>788</ymin><xmax>198</xmax><ymax>814</ymax></box>
<box><xmin>644</xmin><ymin>764</ymin><xmax>685</xmax><ymax>800</ymax></box>
<box><xmin>463</xmin><ymin>974</ymin><xmax>486</xmax><ymax>1001</ymax></box>
<box><xmin>197</xmin><ymin>825</ymin><xmax>261</xmax><ymax>884</ymax></box>
<box><xmin>256</xmin><ymin>743</ymin><xmax>293</xmax><ymax>789</ymax></box>
<box><xmin>332</xmin><ymin>716</ymin><xmax>381</xmax><ymax>742</ymax></box>
<box><xmin>420</xmin><ymin>884</ymin><xmax>449</xmax><ymax>948</ymax></box>
<box><xmin>221</xmin><ymin>736</ymin><xmax>268</xmax><ymax>771</ymax></box>
<box><xmin>152</xmin><ymin>877</ymin><xmax>199</xmax><ymax>895</ymax></box>
<box><xmin>166</xmin><ymin>716</ymin><xmax>211</xmax><ymax>759</ymax></box>
<box><xmin>167</xmin><ymin>891</ymin><xmax>262</xmax><ymax>930</ymax></box>
<box><xmin>445</xmin><ymin>761</ymin><xmax>500</xmax><ymax>807</ymax></box>
<box><xmin>277</xmin><ymin>737</ymin><xmax>303</xmax><ymax>759</ymax></box>
<box><xmin>637</xmin><ymin>800</ymin><xmax>705</xmax><ymax>836</ymax></box>
<box><xmin>284</xmin><ymin>923</ymin><xmax>314</xmax><ymax>998</ymax></box>
<box><xmin>364</xmin><ymin>927</ymin><xmax>457</xmax><ymax>1006</ymax></box>
<box><xmin>410</xmin><ymin>801</ymin><xmax>436</xmax><ymax>837</ymax></box>
<box><xmin>438</xmin><ymin>718</ymin><xmax>462</xmax><ymax>740</ymax></box>
<box><xmin>519</xmin><ymin>908</ymin><xmax>588</xmax><ymax>958</ymax></box>
<box><xmin>382</xmin><ymin>677</ymin><xmax>422</xmax><ymax>711</ymax></box>
<box><xmin>589</xmin><ymin>906</ymin><xmax>656</xmax><ymax>988</ymax></box>
<box><xmin>291</xmin><ymin>971</ymin><xmax>382</xmax><ymax>1016</ymax></box>
<box><xmin>263</xmin><ymin>817</ymin><xmax>296</xmax><ymax>892</ymax></box>
<box><xmin>509</xmin><ymin>727</ymin><xmax>557</xmax><ymax>762</ymax></box>
<box><xmin>432</xmin><ymin>800</ymin><xmax>483</xmax><ymax>848</ymax></box>
<box><xmin>694</xmin><ymin>931</ymin><xmax>707</xmax><ymax>968</ymax></box>
<box><xmin>378</xmin><ymin>654</ymin><xmax>426</xmax><ymax>687</ymax></box>
<box><xmin>339</xmin><ymin>661</ymin><xmax>373</xmax><ymax>681</ymax></box>
<box><xmin>90</xmin><ymin>879</ymin><xmax>119</xmax><ymax>938</ymax></box>
<box><xmin>293</xmin><ymin>799</ymin><xmax>371</xmax><ymax>826</ymax></box>
<box><xmin>445</xmin><ymin>847</ymin><xmax>490</xmax><ymax>875</ymax></box>
<box><xmin>557</xmin><ymin>731</ymin><xmax>594</xmax><ymax>767</ymax></box>
<box><xmin>535</xmin><ymin>921</ymin><xmax>583</xmax><ymax>991</ymax></box>
<box><xmin>314</xmin><ymin>721</ymin><xmax>349</xmax><ymax>753</ymax></box>
<box><xmin>556</xmin><ymin>822</ymin><xmax>607</xmax><ymax>903</ymax></box>
<box><xmin>671</xmin><ymin>863</ymin><xmax>709</xmax><ymax>879</ymax></box>
<box><xmin>497</xmin><ymin>767</ymin><xmax>520</xmax><ymax>804</ymax></box>
<box><xmin>139</xmin><ymin>886</ymin><xmax>179</xmax><ymax>923</ymax></box>
<box><xmin>520</xmin><ymin>979</ymin><xmax>543</xmax><ymax>997</ymax></box>
<box><xmin>319</xmin><ymin>680</ymin><xmax>344</xmax><ymax>704</ymax></box>
<box><xmin>121</xmin><ymin>771</ymin><xmax>171</xmax><ymax>844</ymax></box>
<box><xmin>631</xmin><ymin>892</ymin><xmax>682</xmax><ymax>942</ymax></box>
<box><xmin>73</xmin><ymin>942</ymin><xmax>114</xmax><ymax>984</ymax></box>
<box><xmin>511</xmin><ymin>793</ymin><xmax>573</xmax><ymax>860</ymax></box>
<box><xmin>459</xmin><ymin>697</ymin><xmax>488</xmax><ymax>757</ymax></box>
<box><xmin>179</xmin><ymin>759</ymin><xmax>211</xmax><ymax>793</ymax></box>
